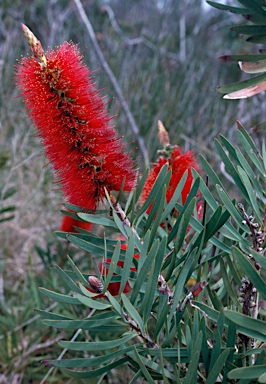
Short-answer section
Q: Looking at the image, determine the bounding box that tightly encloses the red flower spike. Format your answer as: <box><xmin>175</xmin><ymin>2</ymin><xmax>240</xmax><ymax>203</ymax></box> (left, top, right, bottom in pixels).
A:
<box><xmin>140</xmin><ymin>145</ymin><xmax>200</xmax><ymax>208</ymax></box>
<box><xmin>16</xmin><ymin>27</ymin><xmax>136</xmax><ymax>210</ymax></box>
<box><xmin>60</xmin><ymin>215</ymin><xmax>92</xmax><ymax>233</ymax></box>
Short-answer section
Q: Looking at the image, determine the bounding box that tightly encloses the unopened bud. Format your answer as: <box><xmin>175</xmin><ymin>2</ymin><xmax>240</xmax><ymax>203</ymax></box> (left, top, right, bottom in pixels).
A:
<box><xmin>158</xmin><ymin>120</ymin><xmax>170</xmax><ymax>147</ymax></box>
<box><xmin>21</xmin><ymin>24</ymin><xmax>47</xmax><ymax>67</ymax></box>
<box><xmin>88</xmin><ymin>276</ymin><xmax>103</xmax><ymax>293</ymax></box>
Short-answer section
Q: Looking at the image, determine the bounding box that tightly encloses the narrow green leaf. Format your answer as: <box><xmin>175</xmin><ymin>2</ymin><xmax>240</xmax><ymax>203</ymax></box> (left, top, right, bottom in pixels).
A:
<box><xmin>154</xmin><ymin>294</ymin><xmax>169</xmax><ymax>339</ymax></box>
<box><xmin>160</xmin><ymin>170</ymin><xmax>188</xmax><ymax>222</ymax></box>
<box><xmin>259</xmin><ymin>372</ymin><xmax>266</xmax><ymax>383</ymax></box>
<box><xmin>174</xmin><ymin>198</ymin><xmax>196</xmax><ymax>253</ymax></box>
<box><xmin>119</xmin><ymin>236</ymin><xmax>135</xmax><ymax>294</ymax></box>
<box><xmin>103</xmin><ymin>241</ymin><xmax>121</xmax><ymax>292</ymax></box>
<box><xmin>34</xmin><ymin>309</ymin><xmax>72</xmax><ymax>321</ymax></box>
<box><xmin>219</xmin><ymin>258</ymin><xmax>241</xmax><ymax>309</ymax></box>
<box><xmin>237</xmin><ymin>128</ymin><xmax>266</xmax><ymax>177</ymax></box>
<box><xmin>44</xmin><ymin>345</ymin><xmax>135</xmax><ymax>368</ymax></box>
<box><xmin>68</xmin><ymin>235</ymin><xmax>112</xmax><ymax>258</ymax></box>
<box><xmin>168</xmin><ymin>247</ymin><xmax>198</xmax><ymax>323</ymax></box>
<box><xmin>183</xmin><ymin>351</ymin><xmax>200</xmax><ymax>384</ymax></box>
<box><xmin>39</xmin><ymin>287</ymin><xmax>82</xmax><ymax>305</ymax></box>
<box><xmin>228</xmin><ymin>365</ymin><xmax>266</xmax><ymax>380</ymax></box>
<box><xmin>220</xmin><ymin>54</ymin><xmax>266</xmax><ymax>63</ymax></box>
<box><xmin>215</xmin><ymin>139</ymin><xmax>248</xmax><ymax>200</ymax></box>
<box><xmin>43</xmin><ymin>314</ymin><xmax>119</xmax><ymax>330</ymax></box>
<box><xmin>192</xmin><ymin>301</ymin><xmax>266</xmax><ymax>341</ymax></box>
<box><xmin>77</xmin><ymin>213</ymin><xmax>117</xmax><ymax>228</ymax></box>
<box><xmin>207</xmin><ymin>1</ymin><xmax>251</xmax><ymax>15</ymax></box>
<box><xmin>224</xmin><ymin>310</ymin><xmax>266</xmax><ymax>334</ymax></box>
<box><xmin>106</xmin><ymin>292</ymin><xmax>125</xmax><ymax>319</ymax></box>
<box><xmin>132</xmin><ymin>346</ymin><xmax>155</xmax><ymax>384</ymax></box>
<box><xmin>59</xmin><ymin>333</ymin><xmax>136</xmax><ymax>351</ymax></box>
<box><xmin>142</xmin><ymin>237</ymin><xmax>167</xmax><ymax>325</ymax></box>
<box><xmin>130</xmin><ymin>239</ymin><xmax>160</xmax><ymax>305</ymax></box>
<box><xmin>232</xmin><ymin>247</ymin><xmax>266</xmax><ymax>299</ymax></box>
<box><xmin>237</xmin><ymin>166</ymin><xmax>262</xmax><ymax>223</ymax></box>
<box><xmin>216</xmin><ymin>73</ymin><xmax>266</xmax><ymax>94</ymax></box>
<box><xmin>62</xmin><ymin>356</ymin><xmax>130</xmax><ymax>379</ymax></box>
<box><xmin>134</xmin><ymin>163</ymin><xmax>169</xmax><ymax>223</ymax></box>
<box><xmin>121</xmin><ymin>293</ymin><xmax>145</xmax><ymax>335</ymax></box>
<box><xmin>216</xmin><ymin>186</ymin><xmax>247</xmax><ymax>231</ymax></box>
<box><xmin>66</xmin><ymin>256</ymin><xmax>88</xmax><ymax>286</ymax></box>
<box><xmin>206</xmin><ymin>349</ymin><xmax>230</xmax><ymax>384</ymax></box>
<box><xmin>232</xmin><ymin>25</ymin><xmax>266</xmax><ymax>36</ymax></box>
<box><xmin>75</xmin><ymin>293</ymin><xmax>111</xmax><ymax>310</ymax></box>
<box><xmin>53</xmin><ymin>265</ymin><xmax>81</xmax><ymax>293</ymax></box>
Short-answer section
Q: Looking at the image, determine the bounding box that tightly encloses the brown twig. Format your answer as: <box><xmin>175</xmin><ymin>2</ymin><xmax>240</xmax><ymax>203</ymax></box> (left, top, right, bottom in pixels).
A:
<box><xmin>109</xmin><ymin>193</ymin><xmax>174</xmax><ymax>303</ymax></box>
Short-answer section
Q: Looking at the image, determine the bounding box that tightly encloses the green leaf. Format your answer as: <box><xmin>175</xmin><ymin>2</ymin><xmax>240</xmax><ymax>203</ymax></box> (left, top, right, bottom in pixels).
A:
<box><xmin>130</xmin><ymin>239</ymin><xmax>160</xmax><ymax>305</ymax></box>
<box><xmin>232</xmin><ymin>247</ymin><xmax>266</xmax><ymax>299</ymax></box>
<box><xmin>59</xmin><ymin>333</ymin><xmax>137</xmax><ymax>351</ymax></box>
<box><xmin>216</xmin><ymin>186</ymin><xmax>247</xmax><ymax>231</ymax></box>
<box><xmin>219</xmin><ymin>258</ymin><xmax>242</xmax><ymax>309</ymax></box>
<box><xmin>168</xmin><ymin>247</ymin><xmax>198</xmax><ymax>323</ymax></box>
<box><xmin>154</xmin><ymin>294</ymin><xmax>169</xmax><ymax>339</ymax></box>
<box><xmin>192</xmin><ymin>301</ymin><xmax>266</xmax><ymax>341</ymax></box>
<box><xmin>54</xmin><ymin>265</ymin><xmax>82</xmax><ymax>294</ymax></box>
<box><xmin>237</xmin><ymin>165</ymin><xmax>262</xmax><ymax>223</ymax></box>
<box><xmin>44</xmin><ymin>345</ymin><xmax>135</xmax><ymax>368</ymax></box>
<box><xmin>62</xmin><ymin>357</ymin><xmax>130</xmax><ymax>379</ymax></box>
<box><xmin>216</xmin><ymin>72</ymin><xmax>266</xmax><ymax>94</ymax></box>
<box><xmin>134</xmin><ymin>163</ymin><xmax>169</xmax><ymax>223</ymax></box>
<box><xmin>183</xmin><ymin>351</ymin><xmax>200</xmax><ymax>384</ymax></box>
<box><xmin>237</xmin><ymin>128</ymin><xmax>266</xmax><ymax>178</ymax></box>
<box><xmin>220</xmin><ymin>54</ymin><xmax>266</xmax><ymax>63</ymax></box>
<box><xmin>142</xmin><ymin>237</ymin><xmax>166</xmax><ymax>326</ymax></box>
<box><xmin>43</xmin><ymin>314</ymin><xmax>120</xmax><ymax>330</ymax></box>
<box><xmin>160</xmin><ymin>170</ymin><xmax>188</xmax><ymax>222</ymax></box>
<box><xmin>39</xmin><ymin>287</ymin><xmax>82</xmax><ymax>305</ymax></box>
<box><xmin>206</xmin><ymin>349</ymin><xmax>230</xmax><ymax>384</ymax></box>
<box><xmin>67</xmin><ymin>255</ymin><xmax>88</xmax><ymax>285</ymax></box>
<box><xmin>103</xmin><ymin>241</ymin><xmax>121</xmax><ymax>292</ymax></box>
<box><xmin>77</xmin><ymin>213</ymin><xmax>117</xmax><ymax>228</ymax></box>
<box><xmin>174</xmin><ymin>198</ymin><xmax>196</xmax><ymax>253</ymax></box>
<box><xmin>121</xmin><ymin>293</ymin><xmax>145</xmax><ymax>335</ymax></box>
<box><xmin>107</xmin><ymin>292</ymin><xmax>125</xmax><ymax>319</ymax></box>
<box><xmin>132</xmin><ymin>346</ymin><xmax>155</xmax><ymax>384</ymax></box>
<box><xmin>224</xmin><ymin>310</ymin><xmax>266</xmax><ymax>334</ymax></box>
<box><xmin>215</xmin><ymin>139</ymin><xmax>248</xmax><ymax>200</ymax></box>
<box><xmin>74</xmin><ymin>293</ymin><xmax>111</xmax><ymax>310</ymax></box>
<box><xmin>228</xmin><ymin>365</ymin><xmax>266</xmax><ymax>380</ymax></box>
<box><xmin>68</xmin><ymin>235</ymin><xmax>112</xmax><ymax>258</ymax></box>
<box><xmin>119</xmin><ymin>235</ymin><xmax>135</xmax><ymax>294</ymax></box>
<box><xmin>207</xmin><ymin>1</ymin><xmax>251</xmax><ymax>15</ymax></box>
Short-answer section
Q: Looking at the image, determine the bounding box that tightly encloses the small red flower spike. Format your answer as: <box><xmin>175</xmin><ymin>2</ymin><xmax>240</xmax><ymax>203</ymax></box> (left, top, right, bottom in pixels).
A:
<box><xmin>16</xmin><ymin>25</ymin><xmax>136</xmax><ymax>210</ymax></box>
<box><xmin>140</xmin><ymin>144</ymin><xmax>200</xmax><ymax>207</ymax></box>
<box><xmin>59</xmin><ymin>215</ymin><xmax>92</xmax><ymax>233</ymax></box>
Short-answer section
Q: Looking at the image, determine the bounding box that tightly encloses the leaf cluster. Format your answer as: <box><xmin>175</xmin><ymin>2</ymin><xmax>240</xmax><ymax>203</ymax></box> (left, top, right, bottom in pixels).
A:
<box><xmin>39</xmin><ymin>127</ymin><xmax>266</xmax><ymax>383</ymax></box>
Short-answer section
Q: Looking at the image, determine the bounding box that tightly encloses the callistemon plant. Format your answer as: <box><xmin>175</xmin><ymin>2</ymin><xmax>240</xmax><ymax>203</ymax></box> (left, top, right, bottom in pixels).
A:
<box><xmin>140</xmin><ymin>120</ymin><xmax>202</xmax><ymax>216</ymax></box>
<box><xmin>16</xmin><ymin>24</ymin><xmax>136</xmax><ymax>210</ymax></box>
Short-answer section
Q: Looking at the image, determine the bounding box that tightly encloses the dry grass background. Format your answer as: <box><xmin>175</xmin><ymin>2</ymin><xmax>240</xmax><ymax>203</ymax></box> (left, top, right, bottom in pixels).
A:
<box><xmin>0</xmin><ymin>0</ymin><xmax>265</xmax><ymax>382</ymax></box>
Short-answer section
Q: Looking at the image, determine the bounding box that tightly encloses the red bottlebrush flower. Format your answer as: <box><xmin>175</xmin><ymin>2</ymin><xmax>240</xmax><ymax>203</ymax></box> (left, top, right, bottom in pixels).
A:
<box><xmin>59</xmin><ymin>215</ymin><xmax>92</xmax><ymax>233</ymax></box>
<box><xmin>16</xmin><ymin>26</ymin><xmax>136</xmax><ymax>210</ymax></box>
<box><xmin>140</xmin><ymin>145</ymin><xmax>199</xmax><ymax>207</ymax></box>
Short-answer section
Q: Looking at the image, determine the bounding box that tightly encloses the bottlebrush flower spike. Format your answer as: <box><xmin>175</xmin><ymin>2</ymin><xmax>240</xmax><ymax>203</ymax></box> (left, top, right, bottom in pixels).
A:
<box><xmin>16</xmin><ymin>25</ymin><xmax>136</xmax><ymax>210</ymax></box>
<box><xmin>59</xmin><ymin>214</ymin><xmax>92</xmax><ymax>233</ymax></box>
<box><xmin>140</xmin><ymin>122</ymin><xmax>200</xmax><ymax>208</ymax></box>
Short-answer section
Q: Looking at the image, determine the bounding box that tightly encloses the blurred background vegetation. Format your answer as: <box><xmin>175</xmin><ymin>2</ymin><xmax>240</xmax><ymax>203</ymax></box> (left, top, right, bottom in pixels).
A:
<box><xmin>0</xmin><ymin>0</ymin><xmax>265</xmax><ymax>382</ymax></box>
